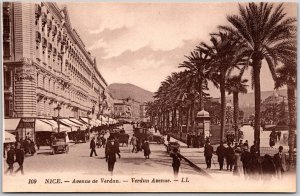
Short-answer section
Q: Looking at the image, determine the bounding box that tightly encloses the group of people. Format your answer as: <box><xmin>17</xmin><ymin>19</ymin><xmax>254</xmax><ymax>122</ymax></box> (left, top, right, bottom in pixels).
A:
<box><xmin>4</xmin><ymin>142</ymin><xmax>25</xmax><ymax>175</ymax></box>
<box><xmin>130</xmin><ymin>134</ymin><xmax>151</xmax><ymax>159</ymax></box>
<box><xmin>204</xmin><ymin>140</ymin><xmax>287</xmax><ymax>180</ymax></box>
<box><xmin>186</xmin><ymin>133</ymin><xmax>205</xmax><ymax>148</ymax></box>
<box><xmin>269</xmin><ymin>129</ymin><xmax>282</xmax><ymax>147</ymax></box>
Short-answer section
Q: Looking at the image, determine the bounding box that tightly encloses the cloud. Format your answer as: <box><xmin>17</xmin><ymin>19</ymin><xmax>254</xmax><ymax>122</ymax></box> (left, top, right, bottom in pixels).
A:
<box><xmin>64</xmin><ymin>2</ymin><xmax>296</xmax><ymax>96</ymax></box>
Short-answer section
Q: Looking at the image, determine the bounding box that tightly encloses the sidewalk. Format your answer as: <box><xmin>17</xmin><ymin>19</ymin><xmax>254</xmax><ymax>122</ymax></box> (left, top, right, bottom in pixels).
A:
<box><xmin>163</xmin><ymin>135</ymin><xmax>233</xmax><ymax>178</ymax></box>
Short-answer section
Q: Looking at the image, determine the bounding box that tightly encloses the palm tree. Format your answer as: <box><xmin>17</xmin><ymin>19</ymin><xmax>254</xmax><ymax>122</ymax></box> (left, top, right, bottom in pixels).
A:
<box><xmin>179</xmin><ymin>50</ymin><xmax>210</xmax><ymax>110</ymax></box>
<box><xmin>220</xmin><ymin>2</ymin><xmax>296</xmax><ymax>151</ymax></box>
<box><xmin>226</xmin><ymin>75</ymin><xmax>248</xmax><ymax>141</ymax></box>
<box><xmin>198</xmin><ymin>32</ymin><xmax>247</xmax><ymax>143</ymax></box>
<box><xmin>274</xmin><ymin>47</ymin><xmax>296</xmax><ymax>166</ymax></box>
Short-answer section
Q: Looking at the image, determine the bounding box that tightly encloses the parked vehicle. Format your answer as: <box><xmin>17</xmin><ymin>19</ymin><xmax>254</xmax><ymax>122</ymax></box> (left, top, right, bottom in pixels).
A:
<box><xmin>148</xmin><ymin>134</ymin><xmax>164</xmax><ymax>144</ymax></box>
<box><xmin>51</xmin><ymin>132</ymin><xmax>69</xmax><ymax>155</ymax></box>
<box><xmin>167</xmin><ymin>141</ymin><xmax>180</xmax><ymax>154</ymax></box>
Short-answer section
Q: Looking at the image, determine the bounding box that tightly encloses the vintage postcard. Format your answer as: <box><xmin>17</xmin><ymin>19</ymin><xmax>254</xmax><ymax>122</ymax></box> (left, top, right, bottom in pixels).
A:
<box><xmin>2</xmin><ymin>1</ymin><xmax>297</xmax><ymax>192</ymax></box>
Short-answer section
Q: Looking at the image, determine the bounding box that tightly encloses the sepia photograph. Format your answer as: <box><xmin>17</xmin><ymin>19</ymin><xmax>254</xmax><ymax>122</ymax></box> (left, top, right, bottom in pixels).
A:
<box><xmin>1</xmin><ymin>1</ymin><xmax>297</xmax><ymax>192</ymax></box>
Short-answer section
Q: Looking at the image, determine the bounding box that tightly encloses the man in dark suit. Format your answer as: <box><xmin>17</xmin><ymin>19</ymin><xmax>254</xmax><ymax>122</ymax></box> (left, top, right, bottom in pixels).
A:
<box><xmin>5</xmin><ymin>145</ymin><xmax>15</xmax><ymax>175</ymax></box>
<box><xmin>204</xmin><ymin>141</ymin><xmax>214</xmax><ymax>169</ymax></box>
<box><xmin>216</xmin><ymin>142</ymin><xmax>226</xmax><ymax>170</ymax></box>
<box><xmin>273</xmin><ymin>146</ymin><xmax>287</xmax><ymax>179</ymax></box>
<box><xmin>90</xmin><ymin>137</ymin><xmax>97</xmax><ymax>157</ymax></box>
<box><xmin>15</xmin><ymin>142</ymin><xmax>25</xmax><ymax>175</ymax></box>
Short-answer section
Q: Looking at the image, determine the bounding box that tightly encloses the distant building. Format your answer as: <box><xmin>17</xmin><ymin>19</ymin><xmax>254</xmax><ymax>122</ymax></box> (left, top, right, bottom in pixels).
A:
<box><xmin>114</xmin><ymin>99</ymin><xmax>132</xmax><ymax>119</ymax></box>
<box><xmin>140</xmin><ymin>103</ymin><xmax>150</xmax><ymax>122</ymax></box>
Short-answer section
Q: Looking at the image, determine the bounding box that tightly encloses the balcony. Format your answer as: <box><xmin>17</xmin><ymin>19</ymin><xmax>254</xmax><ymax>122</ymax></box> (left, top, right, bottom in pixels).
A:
<box><xmin>47</xmin><ymin>19</ymin><xmax>52</xmax><ymax>31</ymax></box>
<box><xmin>52</xmin><ymin>25</ymin><xmax>57</xmax><ymax>36</ymax></box>
<box><xmin>41</xmin><ymin>13</ymin><xmax>47</xmax><ymax>27</ymax></box>
<box><xmin>35</xmin><ymin>4</ymin><xmax>41</xmax><ymax>19</ymax></box>
<box><xmin>53</xmin><ymin>48</ymin><xmax>57</xmax><ymax>56</ymax></box>
<box><xmin>36</xmin><ymin>31</ymin><xmax>41</xmax><ymax>43</ymax></box>
<box><xmin>48</xmin><ymin>43</ymin><xmax>52</xmax><ymax>53</ymax></box>
<box><xmin>42</xmin><ymin>37</ymin><xmax>47</xmax><ymax>48</ymax></box>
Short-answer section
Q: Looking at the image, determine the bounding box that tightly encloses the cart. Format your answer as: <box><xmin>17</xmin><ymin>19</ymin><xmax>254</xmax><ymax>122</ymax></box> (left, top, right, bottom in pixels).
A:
<box><xmin>51</xmin><ymin>132</ymin><xmax>69</xmax><ymax>155</ymax></box>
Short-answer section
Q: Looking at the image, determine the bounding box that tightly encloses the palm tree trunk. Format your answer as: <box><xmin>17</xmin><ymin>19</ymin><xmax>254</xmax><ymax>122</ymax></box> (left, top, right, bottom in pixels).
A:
<box><xmin>233</xmin><ymin>92</ymin><xmax>239</xmax><ymax>141</ymax></box>
<box><xmin>220</xmin><ymin>74</ymin><xmax>226</xmax><ymax>143</ymax></box>
<box><xmin>253</xmin><ymin>63</ymin><xmax>262</xmax><ymax>154</ymax></box>
<box><xmin>191</xmin><ymin>100</ymin><xmax>195</xmax><ymax>133</ymax></box>
<box><xmin>287</xmin><ymin>85</ymin><xmax>296</xmax><ymax>167</ymax></box>
<box><xmin>172</xmin><ymin>107</ymin><xmax>176</xmax><ymax>131</ymax></box>
<box><xmin>199</xmin><ymin>80</ymin><xmax>204</xmax><ymax>110</ymax></box>
<box><xmin>187</xmin><ymin>105</ymin><xmax>191</xmax><ymax>133</ymax></box>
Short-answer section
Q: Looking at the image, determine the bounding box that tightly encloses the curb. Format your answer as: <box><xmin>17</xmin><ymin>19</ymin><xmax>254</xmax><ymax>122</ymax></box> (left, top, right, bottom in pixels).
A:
<box><xmin>164</xmin><ymin>143</ymin><xmax>212</xmax><ymax>178</ymax></box>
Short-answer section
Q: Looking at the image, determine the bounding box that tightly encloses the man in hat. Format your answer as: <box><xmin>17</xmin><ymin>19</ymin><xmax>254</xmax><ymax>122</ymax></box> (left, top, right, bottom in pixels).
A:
<box><xmin>5</xmin><ymin>144</ymin><xmax>15</xmax><ymax>175</ymax></box>
<box><xmin>204</xmin><ymin>141</ymin><xmax>214</xmax><ymax>169</ymax></box>
<box><xmin>15</xmin><ymin>142</ymin><xmax>25</xmax><ymax>175</ymax></box>
<box><xmin>241</xmin><ymin>145</ymin><xmax>251</xmax><ymax>178</ymax></box>
<box><xmin>105</xmin><ymin>138</ymin><xmax>121</xmax><ymax>176</ymax></box>
<box><xmin>90</xmin><ymin>137</ymin><xmax>97</xmax><ymax>157</ymax></box>
<box><xmin>216</xmin><ymin>142</ymin><xmax>226</xmax><ymax>170</ymax></box>
<box><xmin>273</xmin><ymin>146</ymin><xmax>287</xmax><ymax>179</ymax></box>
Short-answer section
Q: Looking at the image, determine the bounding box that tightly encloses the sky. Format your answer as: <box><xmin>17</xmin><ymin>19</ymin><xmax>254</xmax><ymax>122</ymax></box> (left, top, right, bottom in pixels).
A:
<box><xmin>61</xmin><ymin>2</ymin><xmax>297</xmax><ymax>97</ymax></box>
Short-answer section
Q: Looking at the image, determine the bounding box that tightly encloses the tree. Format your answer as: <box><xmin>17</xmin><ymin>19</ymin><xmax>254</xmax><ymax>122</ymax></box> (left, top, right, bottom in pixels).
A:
<box><xmin>220</xmin><ymin>2</ymin><xmax>296</xmax><ymax>151</ymax></box>
<box><xmin>275</xmin><ymin>51</ymin><xmax>296</xmax><ymax>166</ymax></box>
<box><xmin>226</xmin><ymin>75</ymin><xmax>248</xmax><ymax>141</ymax></box>
<box><xmin>198</xmin><ymin>32</ymin><xmax>247</xmax><ymax>143</ymax></box>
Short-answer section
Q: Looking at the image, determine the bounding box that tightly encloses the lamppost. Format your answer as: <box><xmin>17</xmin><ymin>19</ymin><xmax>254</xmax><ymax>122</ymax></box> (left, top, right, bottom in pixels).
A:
<box><xmin>55</xmin><ymin>103</ymin><xmax>62</xmax><ymax>132</ymax></box>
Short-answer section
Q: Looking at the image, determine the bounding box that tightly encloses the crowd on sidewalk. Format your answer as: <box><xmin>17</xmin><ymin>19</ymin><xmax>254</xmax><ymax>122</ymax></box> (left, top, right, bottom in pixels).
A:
<box><xmin>204</xmin><ymin>140</ymin><xmax>287</xmax><ymax>180</ymax></box>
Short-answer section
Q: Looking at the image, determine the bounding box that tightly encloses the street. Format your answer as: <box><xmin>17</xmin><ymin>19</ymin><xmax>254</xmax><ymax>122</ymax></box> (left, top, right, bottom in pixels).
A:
<box><xmin>4</xmin><ymin>140</ymin><xmax>204</xmax><ymax>177</ymax></box>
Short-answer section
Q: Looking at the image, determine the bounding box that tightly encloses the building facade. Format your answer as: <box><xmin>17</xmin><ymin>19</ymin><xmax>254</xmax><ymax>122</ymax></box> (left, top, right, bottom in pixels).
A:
<box><xmin>3</xmin><ymin>2</ymin><xmax>108</xmax><ymax>138</ymax></box>
<box><xmin>139</xmin><ymin>103</ymin><xmax>150</xmax><ymax>122</ymax></box>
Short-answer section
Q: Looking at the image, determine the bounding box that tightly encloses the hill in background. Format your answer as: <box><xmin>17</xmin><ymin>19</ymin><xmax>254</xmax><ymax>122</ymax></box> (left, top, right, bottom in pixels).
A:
<box><xmin>107</xmin><ymin>83</ymin><xmax>154</xmax><ymax>103</ymax></box>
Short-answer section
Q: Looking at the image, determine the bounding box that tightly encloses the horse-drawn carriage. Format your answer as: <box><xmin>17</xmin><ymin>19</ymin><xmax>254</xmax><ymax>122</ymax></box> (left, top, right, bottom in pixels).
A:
<box><xmin>109</xmin><ymin>128</ymin><xmax>129</xmax><ymax>146</ymax></box>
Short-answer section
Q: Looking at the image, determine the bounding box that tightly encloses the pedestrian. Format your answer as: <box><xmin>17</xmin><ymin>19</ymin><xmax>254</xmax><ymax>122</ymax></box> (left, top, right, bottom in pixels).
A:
<box><xmin>226</xmin><ymin>143</ymin><xmax>235</xmax><ymax>171</ymax></box>
<box><xmin>277</xmin><ymin>131</ymin><xmax>281</xmax><ymax>142</ymax></box>
<box><xmin>233</xmin><ymin>147</ymin><xmax>243</xmax><ymax>176</ymax></box>
<box><xmin>101</xmin><ymin>136</ymin><xmax>106</xmax><ymax>148</ymax></box>
<box><xmin>261</xmin><ymin>154</ymin><xmax>276</xmax><ymax>181</ymax></box>
<box><xmin>36</xmin><ymin>137</ymin><xmax>40</xmax><ymax>151</ymax></box>
<box><xmin>167</xmin><ymin>134</ymin><xmax>171</xmax><ymax>143</ymax></box>
<box><xmin>273</xmin><ymin>146</ymin><xmax>287</xmax><ymax>179</ymax></box>
<box><xmin>29</xmin><ymin>139</ymin><xmax>36</xmax><ymax>155</ymax></box>
<box><xmin>243</xmin><ymin>140</ymin><xmax>249</xmax><ymax>149</ymax></box>
<box><xmin>143</xmin><ymin>138</ymin><xmax>151</xmax><ymax>159</ymax></box>
<box><xmin>248</xmin><ymin>145</ymin><xmax>262</xmax><ymax>180</ymax></box>
<box><xmin>241</xmin><ymin>145</ymin><xmax>251</xmax><ymax>178</ymax></box>
<box><xmin>170</xmin><ymin>148</ymin><xmax>181</xmax><ymax>179</ymax></box>
<box><xmin>187</xmin><ymin>134</ymin><xmax>191</xmax><ymax>148</ymax></box>
<box><xmin>105</xmin><ymin>138</ymin><xmax>121</xmax><ymax>176</ymax></box>
<box><xmin>216</xmin><ymin>142</ymin><xmax>226</xmax><ymax>170</ymax></box>
<box><xmin>15</xmin><ymin>142</ymin><xmax>25</xmax><ymax>175</ymax></box>
<box><xmin>5</xmin><ymin>144</ymin><xmax>15</xmax><ymax>175</ymax></box>
<box><xmin>23</xmin><ymin>138</ymin><xmax>29</xmax><ymax>155</ymax></box>
<box><xmin>204</xmin><ymin>141</ymin><xmax>213</xmax><ymax>169</ymax></box>
<box><xmin>90</xmin><ymin>137</ymin><xmax>97</xmax><ymax>157</ymax></box>
<box><xmin>130</xmin><ymin>135</ymin><xmax>137</xmax><ymax>153</ymax></box>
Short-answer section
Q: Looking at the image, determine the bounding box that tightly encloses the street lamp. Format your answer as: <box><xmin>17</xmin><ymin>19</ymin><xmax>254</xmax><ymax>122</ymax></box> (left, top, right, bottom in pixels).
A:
<box><xmin>55</xmin><ymin>103</ymin><xmax>62</xmax><ymax>132</ymax></box>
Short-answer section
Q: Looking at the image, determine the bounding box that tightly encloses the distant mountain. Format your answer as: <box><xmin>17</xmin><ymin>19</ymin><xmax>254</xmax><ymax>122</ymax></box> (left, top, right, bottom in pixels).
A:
<box><xmin>107</xmin><ymin>83</ymin><xmax>154</xmax><ymax>103</ymax></box>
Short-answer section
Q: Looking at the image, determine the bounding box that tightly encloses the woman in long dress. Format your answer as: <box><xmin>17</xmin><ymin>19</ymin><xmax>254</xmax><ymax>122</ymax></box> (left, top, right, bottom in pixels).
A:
<box><xmin>105</xmin><ymin>138</ymin><xmax>121</xmax><ymax>176</ymax></box>
<box><xmin>233</xmin><ymin>147</ymin><xmax>244</xmax><ymax>177</ymax></box>
<box><xmin>143</xmin><ymin>138</ymin><xmax>151</xmax><ymax>159</ymax></box>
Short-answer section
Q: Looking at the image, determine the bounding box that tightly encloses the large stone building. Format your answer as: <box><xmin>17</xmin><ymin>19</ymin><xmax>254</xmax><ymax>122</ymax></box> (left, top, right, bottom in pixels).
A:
<box><xmin>3</xmin><ymin>2</ymin><xmax>108</xmax><ymax>139</ymax></box>
<box><xmin>113</xmin><ymin>97</ymin><xmax>147</xmax><ymax>122</ymax></box>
